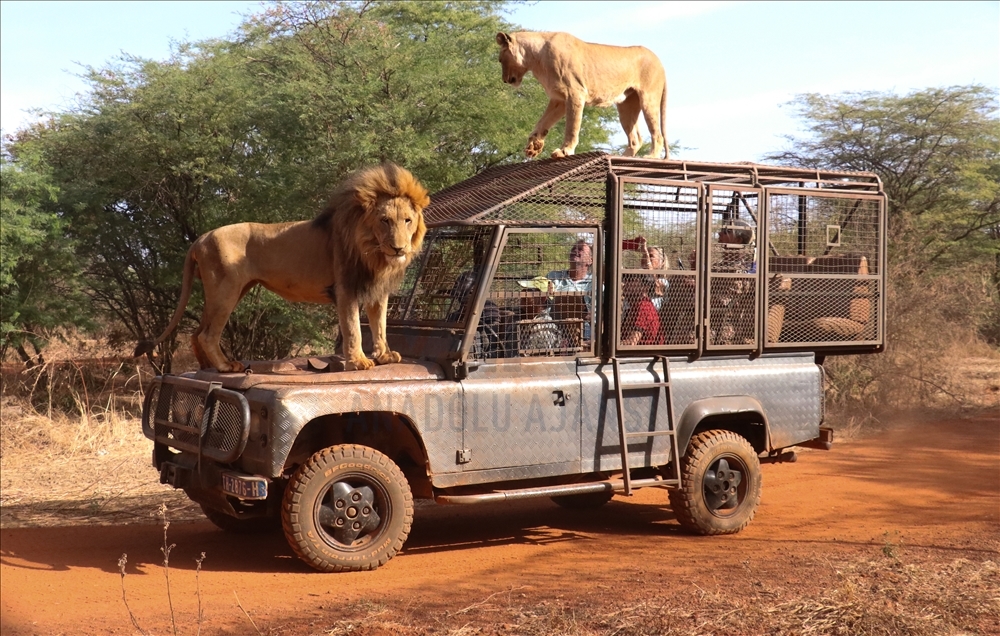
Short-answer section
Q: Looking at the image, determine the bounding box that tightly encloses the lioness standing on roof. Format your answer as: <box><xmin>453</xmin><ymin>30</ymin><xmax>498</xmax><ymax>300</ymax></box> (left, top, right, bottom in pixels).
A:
<box><xmin>496</xmin><ymin>31</ymin><xmax>668</xmax><ymax>160</ymax></box>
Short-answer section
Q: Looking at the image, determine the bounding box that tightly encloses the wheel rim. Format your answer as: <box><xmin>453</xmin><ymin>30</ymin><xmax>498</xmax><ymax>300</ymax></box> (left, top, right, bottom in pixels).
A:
<box><xmin>314</xmin><ymin>472</ymin><xmax>390</xmax><ymax>551</ymax></box>
<box><xmin>703</xmin><ymin>454</ymin><xmax>749</xmax><ymax>517</ymax></box>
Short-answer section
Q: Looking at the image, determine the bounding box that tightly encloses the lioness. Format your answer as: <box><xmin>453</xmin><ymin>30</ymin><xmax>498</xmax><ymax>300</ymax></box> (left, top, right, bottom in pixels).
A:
<box><xmin>134</xmin><ymin>164</ymin><xmax>430</xmax><ymax>373</ymax></box>
<box><xmin>496</xmin><ymin>31</ymin><xmax>668</xmax><ymax>159</ymax></box>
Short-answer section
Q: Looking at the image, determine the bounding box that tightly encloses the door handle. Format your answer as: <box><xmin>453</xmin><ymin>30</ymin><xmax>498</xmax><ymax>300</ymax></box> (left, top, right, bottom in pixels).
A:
<box><xmin>552</xmin><ymin>390</ymin><xmax>567</xmax><ymax>406</ymax></box>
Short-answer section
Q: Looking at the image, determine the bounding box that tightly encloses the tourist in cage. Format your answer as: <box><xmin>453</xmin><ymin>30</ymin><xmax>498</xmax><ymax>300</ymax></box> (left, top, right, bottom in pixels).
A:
<box><xmin>621</xmin><ymin>274</ymin><xmax>662</xmax><ymax>346</ymax></box>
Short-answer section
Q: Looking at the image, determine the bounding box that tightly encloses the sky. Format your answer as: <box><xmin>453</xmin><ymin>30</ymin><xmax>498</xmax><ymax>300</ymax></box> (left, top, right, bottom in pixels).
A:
<box><xmin>1</xmin><ymin>1</ymin><xmax>997</xmax><ymax>162</ymax></box>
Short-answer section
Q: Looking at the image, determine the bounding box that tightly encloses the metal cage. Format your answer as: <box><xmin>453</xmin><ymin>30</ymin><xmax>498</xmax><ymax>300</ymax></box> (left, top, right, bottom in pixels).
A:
<box><xmin>396</xmin><ymin>153</ymin><xmax>885</xmax><ymax>361</ymax></box>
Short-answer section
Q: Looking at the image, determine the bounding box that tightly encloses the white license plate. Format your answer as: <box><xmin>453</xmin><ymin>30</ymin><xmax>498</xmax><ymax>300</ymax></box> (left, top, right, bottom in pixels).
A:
<box><xmin>221</xmin><ymin>472</ymin><xmax>268</xmax><ymax>500</ymax></box>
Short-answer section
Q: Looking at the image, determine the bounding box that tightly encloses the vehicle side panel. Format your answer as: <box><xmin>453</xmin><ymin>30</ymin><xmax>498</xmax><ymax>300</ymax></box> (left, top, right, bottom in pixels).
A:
<box><xmin>668</xmin><ymin>354</ymin><xmax>823</xmax><ymax>450</ymax></box>
<box><xmin>576</xmin><ymin>353</ymin><xmax>822</xmax><ymax>473</ymax></box>
<box><xmin>246</xmin><ymin>381</ymin><xmax>463</xmax><ymax>478</ymax></box>
<box><xmin>460</xmin><ymin>360</ymin><xmax>582</xmax><ymax>473</ymax></box>
<box><xmin>578</xmin><ymin>358</ymin><xmax>674</xmax><ymax>472</ymax></box>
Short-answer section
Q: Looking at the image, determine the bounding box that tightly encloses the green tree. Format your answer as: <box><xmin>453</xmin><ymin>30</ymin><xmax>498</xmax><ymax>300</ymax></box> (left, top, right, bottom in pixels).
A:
<box><xmin>239</xmin><ymin>0</ymin><xmax>612</xmax><ymax>190</ymax></box>
<box><xmin>6</xmin><ymin>1</ymin><xmax>612</xmax><ymax>371</ymax></box>
<box><xmin>0</xmin><ymin>149</ymin><xmax>90</xmax><ymax>365</ymax></box>
<box><xmin>767</xmin><ymin>86</ymin><xmax>999</xmax><ymax>271</ymax></box>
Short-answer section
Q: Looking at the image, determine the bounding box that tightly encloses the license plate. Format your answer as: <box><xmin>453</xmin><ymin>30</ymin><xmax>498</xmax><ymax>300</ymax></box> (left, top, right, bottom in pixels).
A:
<box><xmin>221</xmin><ymin>472</ymin><xmax>268</xmax><ymax>500</ymax></box>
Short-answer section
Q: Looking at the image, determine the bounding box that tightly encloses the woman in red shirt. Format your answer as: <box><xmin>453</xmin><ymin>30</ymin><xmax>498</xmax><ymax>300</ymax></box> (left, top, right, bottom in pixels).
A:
<box><xmin>621</xmin><ymin>274</ymin><xmax>661</xmax><ymax>346</ymax></box>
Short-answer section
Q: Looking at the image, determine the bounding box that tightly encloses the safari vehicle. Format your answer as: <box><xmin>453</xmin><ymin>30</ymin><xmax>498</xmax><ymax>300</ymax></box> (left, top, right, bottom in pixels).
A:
<box><xmin>141</xmin><ymin>153</ymin><xmax>886</xmax><ymax>572</ymax></box>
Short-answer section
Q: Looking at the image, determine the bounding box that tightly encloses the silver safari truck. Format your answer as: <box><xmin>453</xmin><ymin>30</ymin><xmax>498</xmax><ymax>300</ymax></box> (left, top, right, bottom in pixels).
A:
<box><xmin>142</xmin><ymin>153</ymin><xmax>886</xmax><ymax>572</ymax></box>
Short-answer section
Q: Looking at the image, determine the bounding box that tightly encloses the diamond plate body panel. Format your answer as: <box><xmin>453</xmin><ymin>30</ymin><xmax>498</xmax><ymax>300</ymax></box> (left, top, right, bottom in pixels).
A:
<box><xmin>579</xmin><ymin>358</ymin><xmax>674</xmax><ymax>472</ymax></box>
<box><xmin>460</xmin><ymin>360</ymin><xmax>581</xmax><ymax>473</ymax></box>
<box><xmin>668</xmin><ymin>354</ymin><xmax>823</xmax><ymax>449</ymax></box>
<box><xmin>241</xmin><ymin>376</ymin><xmax>463</xmax><ymax>479</ymax></box>
<box><xmin>576</xmin><ymin>354</ymin><xmax>821</xmax><ymax>472</ymax></box>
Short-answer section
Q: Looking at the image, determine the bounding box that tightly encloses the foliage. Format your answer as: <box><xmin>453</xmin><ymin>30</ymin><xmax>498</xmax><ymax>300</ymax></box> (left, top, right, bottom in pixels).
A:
<box><xmin>0</xmin><ymin>150</ymin><xmax>90</xmax><ymax>364</ymax></box>
<box><xmin>4</xmin><ymin>1</ymin><xmax>612</xmax><ymax>371</ymax></box>
<box><xmin>767</xmin><ymin>86</ymin><xmax>1000</xmax><ymax>273</ymax></box>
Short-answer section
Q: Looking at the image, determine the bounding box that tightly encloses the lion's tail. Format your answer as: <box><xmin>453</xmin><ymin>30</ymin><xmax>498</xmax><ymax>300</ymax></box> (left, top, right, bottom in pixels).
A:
<box><xmin>133</xmin><ymin>247</ymin><xmax>197</xmax><ymax>359</ymax></box>
<box><xmin>661</xmin><ymin>81</ymin><xmax>669</xmax><ymax>160</ymax></box>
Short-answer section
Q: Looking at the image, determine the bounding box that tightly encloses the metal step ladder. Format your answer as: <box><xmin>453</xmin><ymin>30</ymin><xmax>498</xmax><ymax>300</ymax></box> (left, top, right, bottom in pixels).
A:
<box><xmin>611</xmin><ymin>355</ymin><xmax>681</xmax><ymax>495</ymax></box>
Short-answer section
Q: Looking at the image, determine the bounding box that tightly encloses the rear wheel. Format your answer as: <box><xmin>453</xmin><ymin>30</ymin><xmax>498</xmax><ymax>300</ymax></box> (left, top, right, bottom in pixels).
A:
<box><xmin>668</xmin><ymin>430</ymin><xmax>761</xmax><ymax>535</ymax></box>
<box><xmin>282</xmin><ymin>444</ymin><xmax>413</xmax><ymax>572</ymax></box>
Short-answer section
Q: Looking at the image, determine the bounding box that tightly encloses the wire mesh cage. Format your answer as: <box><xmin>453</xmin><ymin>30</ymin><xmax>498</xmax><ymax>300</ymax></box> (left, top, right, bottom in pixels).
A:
<box><xmin>764</xmin><ymin>193</ymin><xmax>883</xmax><ymax>348</ymax></box>
<box><xmin>473</xmin><ymin>229</ymin><xmax>596</xmax><ymax>360</ymax></box>
<box><xmin>618</xmin><ymin>180</ymin><xmax>701</xmax><ymax>350</ymax></box>
<box><xmin>398</xmin><ymin>153</ymin><xmax>884</xmax><ymax>359</ymax></box>
<box><xmin>389</xmin><ymin>226</ymin><xmax>495</xmax><ymax>325</ymax></box>
<box><xmin>424</xmin><ymin>153</ymin><xmax>610</xmax><ymax>227</ymax></box>
<box><xmin>706</xmin><ymin>187</ymin><xmax>761</xmax><ymax>350</ymax></box>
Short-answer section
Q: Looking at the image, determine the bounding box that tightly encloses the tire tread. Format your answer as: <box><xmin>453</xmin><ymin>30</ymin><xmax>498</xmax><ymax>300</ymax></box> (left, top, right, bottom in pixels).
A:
<box><xmin>282</xmin><ymin>444</ymin><xmax>413</xmax><ymax>572</ymax></box>
<box><xmin>668</xmin><ymin>429</ymin><xmax>761</xmax><ymax>536</ymax></box>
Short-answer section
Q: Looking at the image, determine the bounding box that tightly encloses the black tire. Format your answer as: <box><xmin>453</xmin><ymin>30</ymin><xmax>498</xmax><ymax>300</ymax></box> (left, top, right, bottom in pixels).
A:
<box><xmin>550</xmin><ymin>490</ymin><xmax>614</xmax><ymax>510</ymax></box>
<box><xmin>200</xmin><ymin>504</ymin><xmax>280</xmax><ymax>534</ymax></box>
<box><xmin>281</xmin><ymin>444</ymin><xmax>413</xmax><ymax>572</ymax></box>
<box><xmin>668</xmin><ymin>430</ymin><xmax>761</xmax><ymax>535</ymax></box>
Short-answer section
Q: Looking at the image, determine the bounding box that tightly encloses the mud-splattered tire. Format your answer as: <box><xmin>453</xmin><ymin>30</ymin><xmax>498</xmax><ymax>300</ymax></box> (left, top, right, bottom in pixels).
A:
<box><xmin>668</xmin><ymin>430</ymin><xmax>761</xmax><ymax>535</ymax></box>
<box><xmin>551</xmin><ymin>490</ymin><xmax>614</xmax><ymax>510</ymax></box>
<box><xmin>200</xmin><ymin>504</ymin><xmax>280</xmax><ymax>534</ymax></box>
<box><xmin>282</xmin><ymin>444</ymin><xmax>413</xmax><ymax>572</ymax></box>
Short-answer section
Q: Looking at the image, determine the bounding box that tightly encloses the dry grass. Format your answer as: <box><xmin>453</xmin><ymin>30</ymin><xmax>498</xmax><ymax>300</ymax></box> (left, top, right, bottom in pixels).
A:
<box><xmin>305</xmin><ymin>555</ymin><xmax>999</xmax><ymax>636</ymax></box>
<box><xmin>0</xmin><ymin>347</ymin><xmax>199</xmax><ymax>528</ymax></box>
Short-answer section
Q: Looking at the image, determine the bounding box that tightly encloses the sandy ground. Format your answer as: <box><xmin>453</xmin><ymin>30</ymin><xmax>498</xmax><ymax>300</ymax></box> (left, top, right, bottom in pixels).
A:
<box><xmin>1</xmin><ymin>413</ymin><xmax>998</xmax><ymax>635</ymax></box>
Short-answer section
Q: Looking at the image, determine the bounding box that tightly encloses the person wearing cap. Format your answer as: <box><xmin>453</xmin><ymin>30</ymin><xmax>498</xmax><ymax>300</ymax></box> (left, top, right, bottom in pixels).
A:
<box><xmin>714</xmin><ymin>218</ymin><xmax>756</xmax><ymax>344</ymax></box>
<box><xmin>717</xmin><ymin>218</ymin><xmax>756</xmax><ymax>274</ymax></box>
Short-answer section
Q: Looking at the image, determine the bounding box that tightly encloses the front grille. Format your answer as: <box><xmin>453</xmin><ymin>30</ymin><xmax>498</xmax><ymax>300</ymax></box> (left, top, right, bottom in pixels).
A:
<box><xmin>142</xmin><ymin>376</ymin><xmax>251</xmax><ymax>463</ymax></box>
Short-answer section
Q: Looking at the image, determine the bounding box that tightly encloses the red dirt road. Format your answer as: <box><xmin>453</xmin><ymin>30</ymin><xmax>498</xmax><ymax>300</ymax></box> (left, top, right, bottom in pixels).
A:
<box><xmin>2</xmin><ymin>414</ymin><xmax>998</xmax><ymax>635</ymax></box>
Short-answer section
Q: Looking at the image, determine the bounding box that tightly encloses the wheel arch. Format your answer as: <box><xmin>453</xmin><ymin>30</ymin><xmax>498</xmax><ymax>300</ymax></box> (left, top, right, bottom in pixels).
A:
<box><xmin>284</xmin><ymin>411</ymin><xmax>433</xmax><ymax>499</ymax></box>
<box><xmin>676</xmin><ymin>396</ymin><xmax>771</xmax><ymax>456</ymax></box>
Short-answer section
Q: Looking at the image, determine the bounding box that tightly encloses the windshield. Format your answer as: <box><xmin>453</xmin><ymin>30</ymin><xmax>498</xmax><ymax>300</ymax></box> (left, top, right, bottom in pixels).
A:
<box><xmin>388</xmin><ymin>226</ymin><xmax>496</xmax><ymax>326</ymax></box>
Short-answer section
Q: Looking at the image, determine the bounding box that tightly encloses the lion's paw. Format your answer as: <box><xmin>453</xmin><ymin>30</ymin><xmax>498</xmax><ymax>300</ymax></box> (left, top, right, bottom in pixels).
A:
<box><xmin>219</xmin><ymin>361</ymin><xmax>245</xmax><ymax>374</ymax></box>
<box><xmin>374</xmin><ymin>350</ymin><xmax>402</xmax><ymax>365</ymax></box>
<box><xmin>345</xmin><ymin>357</ymin><xmax>376</xmax><ymax>371</ymax></box>
<box><xmin>551</xmin><ymin>148</ymin><xmax>567</xmax><ymax>159</ymax></box>
<box><xmin>525</xmin><ymin>137</ymin><xmax>545</xmax><ymax>158</ymax></box>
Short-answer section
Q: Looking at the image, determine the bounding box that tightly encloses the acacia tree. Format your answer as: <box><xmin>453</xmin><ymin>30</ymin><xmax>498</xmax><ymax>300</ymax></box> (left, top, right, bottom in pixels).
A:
<box><xmin>767</xmin><ymin>86</ymin><xmax>1000</xmax><ymax>271</ymax></box>
<box><xmin>8</xmin><ymin>1</ymin><xmax>612</xmax><ymax>371</ymax></box>
<box><xmin>767</xmin><ymin>85</ymin><xmax>1000</xmax><ymax>407</ymax></box>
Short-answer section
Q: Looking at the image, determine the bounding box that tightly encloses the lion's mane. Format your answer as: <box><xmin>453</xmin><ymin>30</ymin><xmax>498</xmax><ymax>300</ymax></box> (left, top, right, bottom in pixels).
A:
<box><xmin>314</xmin><ymin>163</ymin><xmax>430</xmax><ymax>307</ymax></box>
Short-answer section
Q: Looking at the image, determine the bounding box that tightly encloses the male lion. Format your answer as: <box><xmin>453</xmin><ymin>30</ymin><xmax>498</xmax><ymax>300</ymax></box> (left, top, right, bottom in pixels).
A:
<box><xmin>134</xmin><ymin>164</ymin><xmax>429</xmax><ymax>373</ymax></box>
<box><xmin>496</xmin><ymin>31</ymin><xmax>668</xmax><ymax>159</ymax></box>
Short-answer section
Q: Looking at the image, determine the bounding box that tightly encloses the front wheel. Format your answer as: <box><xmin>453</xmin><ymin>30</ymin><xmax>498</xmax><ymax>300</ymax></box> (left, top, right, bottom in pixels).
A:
<box><xmin>668</xmin><ymin>430</ymin><xmax>761</xmax><ymax>535</ymax></box>
<box><xmin>282</xmin><ymin>444</ymin><xmax>413</xmax><ymax>572</ymax></box>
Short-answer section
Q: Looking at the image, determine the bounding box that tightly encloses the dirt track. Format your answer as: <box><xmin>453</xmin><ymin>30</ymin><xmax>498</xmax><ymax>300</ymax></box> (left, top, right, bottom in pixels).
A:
<box><xmin>1</xmin><ymin>414</ymin><xmax>998</xmax><ymax>635</ymax></box>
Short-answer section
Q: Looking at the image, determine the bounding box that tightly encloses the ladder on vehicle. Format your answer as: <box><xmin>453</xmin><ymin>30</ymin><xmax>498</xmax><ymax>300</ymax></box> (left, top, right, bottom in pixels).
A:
<box><xmin>611</xmin><ymin>355</ymin><xmax>681</xmax><ymax>495</ymax></box>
